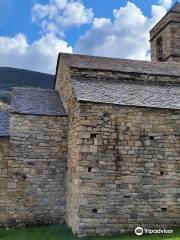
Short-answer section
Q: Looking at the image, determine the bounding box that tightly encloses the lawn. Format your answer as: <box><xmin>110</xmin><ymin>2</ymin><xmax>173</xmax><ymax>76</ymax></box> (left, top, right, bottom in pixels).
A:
<box><xmin>0</xmin><ymin>225</ymin><xmax>179</xmax><ymax>240</ymax></box>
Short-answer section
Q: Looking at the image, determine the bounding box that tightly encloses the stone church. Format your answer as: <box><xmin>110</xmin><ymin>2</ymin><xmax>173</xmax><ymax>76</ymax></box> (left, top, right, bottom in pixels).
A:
<box><xmin>0</xmin><ymin>3</ymin><xmax>179</xmax><ymax>237</ymax></box>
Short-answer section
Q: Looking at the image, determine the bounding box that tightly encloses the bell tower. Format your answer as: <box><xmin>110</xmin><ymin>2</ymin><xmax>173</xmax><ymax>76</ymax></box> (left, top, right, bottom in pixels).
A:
<box><xmin>150</xmin><ymin>2</ymin><xmax>180</xmax><ymax>62</ymax></box>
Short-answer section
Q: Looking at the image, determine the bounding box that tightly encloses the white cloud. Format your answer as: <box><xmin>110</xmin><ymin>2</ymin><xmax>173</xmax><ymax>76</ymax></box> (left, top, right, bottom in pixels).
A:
<box><xmin>0</xmin><ymin>33</ymin><xmax>72</xmax><ymax>74</ymax></box>
<box><xmin>0</xmin><ymin>34</ymin><xmax>28</xmax><ymax>55</ymax></box>
<box><xmin>0</xmin><ymin>0</ymin><xmax>174</xmax><ymax>74</ymax></box>
<box><xmin>75</xmin><ymin>0</ymin><xmax>173</xmax><ymax>60</ymax></box>
<box><xmin>0</xmin><ymin>0</ymin><xmax>93</xmax><ymax>74</ymax></box>
<box><xmin>160</xmin><ymin>0</ymin><xmax>172</xmax><ymax>9</ymax></box>
<box><xmin>32</xmin><ymin>0</ymin><xmax>94</xmax><ymax>35</ymax></box>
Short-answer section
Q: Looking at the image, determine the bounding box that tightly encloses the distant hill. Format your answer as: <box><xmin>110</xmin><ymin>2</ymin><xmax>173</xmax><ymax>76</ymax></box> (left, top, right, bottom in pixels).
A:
<box><xmin>0</xmin><ymin>67</ymin><xmax>55</xmax><ymax>104</ymax></box>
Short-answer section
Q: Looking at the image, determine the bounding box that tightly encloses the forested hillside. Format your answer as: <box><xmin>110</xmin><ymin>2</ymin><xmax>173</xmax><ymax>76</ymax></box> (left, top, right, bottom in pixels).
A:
<box><xmin>0</xmin><ymin>67</ymin><xmax>55</xmax><ymax>103</ymax></box>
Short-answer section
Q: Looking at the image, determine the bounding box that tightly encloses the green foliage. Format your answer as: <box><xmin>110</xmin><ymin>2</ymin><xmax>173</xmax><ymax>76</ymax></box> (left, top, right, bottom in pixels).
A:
<box><xmin>0</xmin><ymin>67</ymin><xmax>55</xmax><ymax>103</ymax></box>
<box><xmin>0</xmin><ymin>225</ymin><xmax>75</xmax><ymax>240</ymax></box>
<box><xmin>0</xmin><ymin>225</ymin><xmax>179</xmax><ymax>240</ymax></box>
<box><xmin>0</xmin><ymin>91</ymin><xmax>11</xmax><ymax>104</ymax></box>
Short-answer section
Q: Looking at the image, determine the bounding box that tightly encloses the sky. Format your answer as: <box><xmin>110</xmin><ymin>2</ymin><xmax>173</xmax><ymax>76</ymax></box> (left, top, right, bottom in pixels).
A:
<box><xmin>0</xmin><ymin>0</ymin><xmax>178</xmax><ymax>74</ymax></box>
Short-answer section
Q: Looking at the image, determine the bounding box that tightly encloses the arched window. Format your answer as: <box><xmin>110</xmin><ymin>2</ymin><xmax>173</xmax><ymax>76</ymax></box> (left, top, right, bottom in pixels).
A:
<box><xmin>156</xmin><ymin>37</ymin><xmax>163</xmax><ymax>60</ymax></box>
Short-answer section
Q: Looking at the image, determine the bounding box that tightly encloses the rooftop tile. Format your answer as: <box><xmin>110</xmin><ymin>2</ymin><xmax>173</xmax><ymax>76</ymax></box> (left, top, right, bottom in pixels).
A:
<box><xmin>11</xmin><ymin>88</ymin><xmax>67</xmax><ymax>116</ymax></box>
<box><xmin>0</xmin><ymin>111</ymin><xmax>10</xmax><ymax>137</ymax></box>
<box><xmin>72</xmin><ymin>79</ymin><xmax>180</xmax><ymax>110</ymax></box>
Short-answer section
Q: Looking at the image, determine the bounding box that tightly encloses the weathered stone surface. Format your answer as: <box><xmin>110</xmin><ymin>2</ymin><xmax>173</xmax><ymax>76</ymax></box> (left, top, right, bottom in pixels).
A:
<box><xmin>55</xmin><ymin>41</ymin><xmax>180</xmax><ymax>236</ymax></box>
<box><xmin>57</xmin><ymin>52</ymin><xmax>180</xmax><ymax>77</ymax></box>
<box><xmin>0</xmin><ymin>114</ymin><xmax>68</xmax><ymax>226</ymax></box>
<box><xmin>0</xmin><ymin>5</ymin><xmax>180</xmax><ymax>237</ymax></box>
<box><xmin>150</xmin><ymin>3</ymin><xmax>180</xmax><ymax>62</ymax></box>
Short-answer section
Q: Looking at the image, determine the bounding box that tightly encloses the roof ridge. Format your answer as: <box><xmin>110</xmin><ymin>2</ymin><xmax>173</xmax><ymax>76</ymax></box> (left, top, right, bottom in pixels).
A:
<box><xmin>60</xmin><ymin>52</ymin><xmax>180</xmax><ymax>64</ymax></box>
<box><xmin>170</xmin><ymin>1</ymin><xmax>180</xmax><ymax>12</ymax></box>
<box><xmin>59</xmin><ymin>53</ymin><xmax>180</xmax><ymax>77</ymax></box>
<box><xmin>13</xmin><ymin>87</ymin><xmax>58</xmax><ymax>92</ymax></box>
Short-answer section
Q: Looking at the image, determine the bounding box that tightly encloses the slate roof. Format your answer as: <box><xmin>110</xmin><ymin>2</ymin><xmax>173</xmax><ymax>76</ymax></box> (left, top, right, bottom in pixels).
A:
<box><xmin>171</xmin><ymin>2</ymin><xmax>180</xmax><ymax>12</ymax></box>
<box><xmin>0</xmin><ymin>111</ymin><xmax>10</xmax><ymax>137</ymax></box>
<box><xmin>0</xmin><ymin>67</ymin><xmax>55</xmax><ymax>104</ymax></box>
<box><xmin>59</xmin><ymin>53</ymin><xmax>180</xmax><ymax>77</ymax></box>
<box><xmin>11</xmin><ymin>88</ymin><xmax>67</xmax><ymax>116</ymax></box>
<box><xmin>71</xmin><ymin>79</ymin><xmax>180</xmax><ymax>110</ymax></box>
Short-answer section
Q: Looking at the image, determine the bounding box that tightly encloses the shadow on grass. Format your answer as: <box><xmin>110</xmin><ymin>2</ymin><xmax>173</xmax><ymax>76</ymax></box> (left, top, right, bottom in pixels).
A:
<box><xmin>0</xmin><ymin>225</ymin><xmax>179</xmax><ymax>240</ymax></box>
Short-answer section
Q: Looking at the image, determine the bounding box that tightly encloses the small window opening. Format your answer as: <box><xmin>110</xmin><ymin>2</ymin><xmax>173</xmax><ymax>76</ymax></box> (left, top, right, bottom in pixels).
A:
<box><xmin>160</xmin><ymin>171</ymin><xmax>164</xmax><ymax>176</ymax></box>
<box><xmin>27</xmin><ymin>162</ymin><xmax>34</xmax><ymax>166</ymax></box>
<box><xmin>90</xmin><ymin>133</ymin><xmax>96</xmax><ymax>139</ymax></box>
<box><xmin>22</xmin><ymin>174</ymin><xmax>27</xmax><ymax>180</ymax></box>
<box><xmin>92</xmin><ymin>209</ymin><xmax>97</xmax><ymax>213</ymax></box>
<box><xmin>124</xmin><ymin>195</ymin><xmax>131</xmax><ymax>199</ymax></box>
<box><xmin>88</xmin><ymin>167</ymin><xmax>92</xmax><ymax>172</ymax></box>
<box><xmin>125</xmin><ymin>126</ymin><xmax>130</xmax><ymax>131</ymax></box>
<box><xmin>156</xmin><ymin>37</ymin><xmax>163</xmax><ymax>60</ymax></box>
<box><xmin>162</xmin><ymin>208</ymin><xmax>167</xmax><ymax>212</ymax></box>
<box><xmin>103</xmin><ymin>112</ymin><xmax>109</xmax><ymax>117</ymax></box>
<box><xmin>150</xmin><ymin>136</ymin><xmax>155</xmax><ymax>140</ymax></box>
<box><xmin>116</xmin><ymin>155</ymin><xmax>123</xmax><ymax>162</ymax></box>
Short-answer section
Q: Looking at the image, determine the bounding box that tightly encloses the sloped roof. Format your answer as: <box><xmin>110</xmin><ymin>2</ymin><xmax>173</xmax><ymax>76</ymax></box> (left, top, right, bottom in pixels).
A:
<box><xmin>0</xmin><ymin>111</ymin><xmax>10</xmax><ymax>137</ymax></box>
<box><xmin>0</xmin><ymin>67</ymin><xmax>55</xmax><ymax>104</ymax></box>
<box><xmin>11</xmin><ymin>88</ymin><xmax>67</xmax><ymax>116</ymax></box>
<box><xmin>59</xmin><ymin>53</ymin><xmax>180</xmax><ymax>77</ymax></box>
<box><xmin>71</xmin><ymin>79</ymin><xmax>180</xmax><ymax>110</ymax></box>
<box><xmin>170</xmin><ymin>2</ymin><xmax>180</xmax><ymax>12</ymax></box>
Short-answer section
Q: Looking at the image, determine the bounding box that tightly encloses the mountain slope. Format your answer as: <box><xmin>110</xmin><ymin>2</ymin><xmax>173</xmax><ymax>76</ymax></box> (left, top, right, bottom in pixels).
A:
<box><xmin>0</xmin><ymin>67</ymin><xmax>55</xmax><ymax>104</ymax></box>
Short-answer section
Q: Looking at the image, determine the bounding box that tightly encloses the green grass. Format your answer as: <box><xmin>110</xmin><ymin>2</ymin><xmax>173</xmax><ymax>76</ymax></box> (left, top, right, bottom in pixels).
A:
<box><xmin>0</xmin><ymin>225</ymin><xmax>179</xmax><ymax>240</ymax></box>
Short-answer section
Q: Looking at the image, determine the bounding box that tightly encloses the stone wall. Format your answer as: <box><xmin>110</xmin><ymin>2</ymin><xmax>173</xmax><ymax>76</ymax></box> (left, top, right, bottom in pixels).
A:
<box><xmin>56</xmin><ymin>61</ymin><xmax>81</xmax><ymax>233</ymax></box>
<box><xmin>69</xmin><ymin>102</ymin><xmax>180</xmax><ymax>237</ymax></box>
<box><xmin>70</xmin><ymin>68</ymin><xmax>180</xmax><ymax>85</ymax></box>
<box><xmin>0</xmin><ymin>114</ymin><xmax>68</xmax><ymax>227</ymax></box>
<box><xmin>151</xmin><ymin>23</ymin><xmax>180</xmax><ymax>62</ymax></box>
<box><xmin>0</xmin><ymin>137</ymin><xmax>10</xmax><ymax>225</ymax></box>
<box><xmin>150</xmin><ymin>11</ymin><xmax>180</xmax><ymax>62</ymax></box>
<box><xmin>55</xmin><ymin>60</ymin><xmax>180</xmax><ymax>237</ymax></box>
<box><xmin>151</xmin><ymin>24</ymin><xmax>172</xmax><ymax>62</ymax></box>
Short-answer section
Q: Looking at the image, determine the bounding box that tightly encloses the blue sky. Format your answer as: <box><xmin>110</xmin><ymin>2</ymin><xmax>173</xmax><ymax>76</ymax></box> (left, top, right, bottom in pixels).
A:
<box><xmin>0</xmin><ymin>0</ymin><xmax>177</xmax><ymax>73</ymax></box>
<box><xmin>0</xmin><ymin>0</ymin><xmax>167</xmax><ymax>45</ymax></box>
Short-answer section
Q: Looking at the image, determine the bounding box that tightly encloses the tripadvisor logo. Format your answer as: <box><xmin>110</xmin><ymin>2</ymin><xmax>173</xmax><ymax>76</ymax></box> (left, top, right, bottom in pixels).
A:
<box><xmin>135</xmin><ymin>227</ymin><xmax>143</xmax><ymax>236</ymax></box>
<box><xmin>135</xmin><ymin>227</ymin><xmax>173</xmax><ymax>236</ymax></box>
